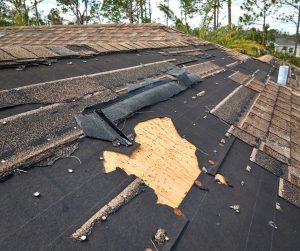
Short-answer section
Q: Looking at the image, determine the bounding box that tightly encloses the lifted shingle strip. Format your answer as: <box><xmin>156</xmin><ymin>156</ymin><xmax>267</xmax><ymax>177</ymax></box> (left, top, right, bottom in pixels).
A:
<box><xmin>228</xmin><ymin>125</ymin><xmax>259</xmax><ymax>146</ymax></box>
<box><xmin>242</xmin><ymin>112</ymin><xmax>270</xmax><ymax>131</ymax></box>
<box><xmin>211</xmin><ymin>85</ymin><xmax>243</xmax><ymax>115</ymax></box>
<box><xmin>96</xmin><ymin>42</ymin><xmax>119</xmax><ymax>51</ymax></box>
<box><xmin>137</xmin><ymin>41</ymin><xmax>153</xmax><ymax>48</ymax></box>
<box><xmin>108</xmin><ymin>43</ymin><xmax>129</xmax><ymax>51</ymax></box>
<box><xmin>142</xmin><ymin>41</ymin><xmax>159</xmax><ymax>48</ymax></box>
<box><xmin>237</xmin><ymin>92</ymin><xmax>261</xmax><ymax>128</ymax></box>
<box><xmin>278</xmin><ymin>178</ymin><xmax>300</xmax><ymax>208</ymax></box>
<box><xmin>0</xmin><ymin>130</ymin><xmax>82</xmax><ymax>179</ymax></box>
<box><xmin>0</xmin><ymin>76</ymin><xmax>107</xmax><ymax>108</ymax></box>
<box><xmin>166</xmin><ymin>48</ymin><xmax>203</xmax><ymax>55</ymax></box>
<box><xmin>0</xmin><ymin>49</ymin><xmax>15</xmax><ymax>61</ymax></box>
<box><xmin>241</xmin><ymin>122</ymin><xmax>268</xmax><ymax>140</ymax></box>
<box><xmin>184</xmin><ymin>61</ymin><xmax>223</xmax><ymax>77</ymax></box>
<box><xmin>1</xmin><ymin>46</ymin><xmax>38</xmax><ymax>59</ymax></box>
<box><xmin>263</xmin><ymin>144</ymin><xmax>290</xmax><ymax>164</ymax></box>
<box><xmin>229</xmin><ymin>71</ymin><xmax>251</xmax><ymax>84</ymax></box>
<box><xmin>46</xmin><ymin>45</ymin><xmax>78</xmax><ymax>56</ymax></box>
<box><xmin>131</xmin><ymin>42</ymin><xmax>147</xmax><ymax>49</ymax></box>
<box><xmin>72</xmin><ymin>178</ymin><xmax>144</xmax><ymax>241</ymax></box>
<box><xmin>87</xmin><ymin>43</ymin><xmax>109</xmax><ymax>53</ymax></box>
<box><xmin>89</xmin><ymin>59</ymin><xmax>175</xmax><ymax>78</ymax></box>
<box><xmin>118</xmin><ymin>42</ymin><xmax>137</xmax><ymax>50</ymax></box>
<box><xmin>149</xmin><ymin>41</ymin><xmax>165</xmax><ymax>48</ymax></box>
<box><xmin>21</xmin><ymin>45</ymin><xmax>58</xmax><ymax>58</ymax></box>
<box><xmin>250</xmin><ymin>147</ymin><xmax>288</xmax><ymax>178</ymax></box>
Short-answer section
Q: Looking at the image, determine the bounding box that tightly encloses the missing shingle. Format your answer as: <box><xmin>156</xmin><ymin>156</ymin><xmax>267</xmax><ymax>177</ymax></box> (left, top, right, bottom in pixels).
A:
<box><xmin>103</xmin><ymin>117</ymin><xmax>201</xmax><ymax>208</ymax></box>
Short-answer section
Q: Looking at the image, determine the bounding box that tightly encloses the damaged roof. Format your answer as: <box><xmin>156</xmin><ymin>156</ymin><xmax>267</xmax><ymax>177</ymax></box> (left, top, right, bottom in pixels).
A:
<box><xmin>0</xmin><ymin>24</ymin><xmax>299</xmax><ymax>251</ymax></box>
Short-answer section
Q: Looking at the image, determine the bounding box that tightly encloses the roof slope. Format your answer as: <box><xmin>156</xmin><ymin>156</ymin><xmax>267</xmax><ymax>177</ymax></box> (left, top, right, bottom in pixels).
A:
<box><xmin>0</xmin><ymin>24</ymin><xmax>299</xmax><ymax>251</ymax></box>
<box><xmin>0</xmin><ymin>24</ymin><xmax>206</xmax><ymax>65</ymax></box>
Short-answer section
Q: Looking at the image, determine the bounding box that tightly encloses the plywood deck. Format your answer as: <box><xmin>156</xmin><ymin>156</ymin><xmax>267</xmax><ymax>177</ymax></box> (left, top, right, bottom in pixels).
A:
<box><xmin>103</xmin><ymin>117</ymin><xmax>201</xmax><ymax>208</ymax></box>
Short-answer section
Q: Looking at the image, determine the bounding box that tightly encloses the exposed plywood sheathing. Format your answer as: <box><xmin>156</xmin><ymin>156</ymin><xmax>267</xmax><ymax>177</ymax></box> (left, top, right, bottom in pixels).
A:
<box><xmin>103</xmin><ymin>117</ymin><xmax>201</xmax><ymax>208</ymax></box>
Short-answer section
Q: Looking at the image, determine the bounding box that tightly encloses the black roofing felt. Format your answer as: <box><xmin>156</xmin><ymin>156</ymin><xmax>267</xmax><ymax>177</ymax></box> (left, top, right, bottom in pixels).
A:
<box><xmin>0</xmin><ymin>46</ymin><xmax>299</xmax><ymax>250</ymax></box>
<box><xmin>0</xmin><ymin>50</ymin><xmax>166</xmax><ymax>90</ymax></box>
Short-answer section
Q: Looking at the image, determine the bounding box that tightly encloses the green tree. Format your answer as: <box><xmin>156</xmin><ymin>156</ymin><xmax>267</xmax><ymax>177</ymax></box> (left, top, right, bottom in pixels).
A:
<box><xmin>277</xmin><ymin>0</ymin><xmax>300</xmax><ymax>56</ymax></box>
<box><xmin>228</xmin><ymin>0</ymin><xmax>232</xmax><ymax>28</ymax></box>
<box><xmin>195</xmin><ymin>0</ymin><xmax>222</xmax><ymax>30</ymax></box>
<box><xmin>47</xmin><ymin>8</ymin><xmax>63</xmax><ymax>24</ymax></box>
<box><xmin>101</xmin><ymin>0</ymin><xmax>150</xmax><ymax>23</ymax></box>
<box><xmin>57</xmin><ymin>0</ymin><xmax>97</xmax><ymax>24</ymax></box>
<box><xmin>0</xmin><ymin>0</ymin><xmax>13</xmax><ymax>25</ymax></box>
<box><xmin>240</xmin><ymin>0</ymin><xmax>278</xmax><ymax>45</ymax></box>
<box><xmin>158</xmin><ymin>3</ymin><xmax>191</xmax><ymax>33</ymax></box>
<box><xmin>179</xmin><ymin>0</ymin><xmax>198</xmax><ymax>25</ymax></box>
<box><xmin>101</xmin><ymin>0</ymin><xmax>126</xmax><ymax>23</ymax></box>
<box><xmin>29</xmin><ymin>0</ymin><xmax>43</xmax><ymax>25</ymax></box>
<box><xmin>7</xmin><ymin>0</ymin><xmax>30</xmax><ymax>25</ymax></box>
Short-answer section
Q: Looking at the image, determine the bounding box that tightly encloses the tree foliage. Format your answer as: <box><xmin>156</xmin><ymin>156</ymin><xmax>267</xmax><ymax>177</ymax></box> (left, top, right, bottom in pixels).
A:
<box><xmin>158</xmin><ymin>3</ymin><xmax>191</xmax><ymax>33</ymax></box>
<box><xmin>101</xmin><ymin>0</ymin><xmax>151</xmax><ymax>23</ymax></box>
<box><xmin>240</xmin><ymin>0</ymin><xmax>278</xmax><ymax>45</ymax></box>
<box><xmin>47</xmin><ymin>8</ymin><xmax>63</xmax><ymax>24</ymax></box>
<box><xmin>0</xmin><ymin>0</ymin><xmax>13</xmax><ymax>25</ymax></box>
<box><xmin>277</xmin><ymin>0</ymin><xmax>300</xmax><ymax>55</ymax></box>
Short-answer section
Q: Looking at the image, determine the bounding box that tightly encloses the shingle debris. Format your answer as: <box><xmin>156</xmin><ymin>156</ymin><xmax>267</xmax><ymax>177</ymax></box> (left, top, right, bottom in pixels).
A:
<box><xmin>72</xmin><ymin>178</ymin><xmax>144</xmax><ymax>241</ymax></box>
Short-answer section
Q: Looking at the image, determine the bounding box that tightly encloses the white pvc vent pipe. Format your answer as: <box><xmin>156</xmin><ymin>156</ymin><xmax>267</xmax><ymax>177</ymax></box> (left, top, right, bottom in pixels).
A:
<box><xmin>277</xmin><ymin>66</ymin><xmax>289</xmax><ymax>85</ymax></box>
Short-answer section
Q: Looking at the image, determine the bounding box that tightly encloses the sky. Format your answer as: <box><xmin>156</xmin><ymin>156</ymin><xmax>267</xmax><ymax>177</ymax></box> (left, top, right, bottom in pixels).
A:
<box><xmin>39</xmin><ymin>0</ymin><xmax>296</xmax><ymax>34</ymax></box>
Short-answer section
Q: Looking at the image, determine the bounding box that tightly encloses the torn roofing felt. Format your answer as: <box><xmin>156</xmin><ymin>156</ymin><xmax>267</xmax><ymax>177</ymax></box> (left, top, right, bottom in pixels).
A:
<box><xmin>76</xmin><ymin>67</ymin><xmax>202</xmax><ymax>145</ymax></box>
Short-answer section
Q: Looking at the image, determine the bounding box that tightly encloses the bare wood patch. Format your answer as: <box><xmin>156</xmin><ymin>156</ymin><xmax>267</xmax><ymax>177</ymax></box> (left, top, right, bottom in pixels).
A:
<box><xmin>103</xmin><ymin>117</ymin><xmax>201</xmax><ymax>208</ymax></box>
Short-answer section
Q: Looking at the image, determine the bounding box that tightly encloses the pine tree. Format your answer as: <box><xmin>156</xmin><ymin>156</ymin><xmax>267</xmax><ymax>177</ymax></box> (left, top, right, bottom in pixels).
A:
<box><xmin>240</xmin><ymin>0</ymin><xmax>278</xmax><ymax>45</ymax></box>
<box><xmin>277</xmin><ymin>0</ymin><xmax>300</xmax><ymax>56</ymax></box>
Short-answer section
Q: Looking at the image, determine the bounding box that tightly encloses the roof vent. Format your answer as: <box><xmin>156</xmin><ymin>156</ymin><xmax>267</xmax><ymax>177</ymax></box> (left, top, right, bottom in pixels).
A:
<box><xmin>277</xmin><ymin>66</ymin><xmax>289</xmax><ymax>85</ymax></box>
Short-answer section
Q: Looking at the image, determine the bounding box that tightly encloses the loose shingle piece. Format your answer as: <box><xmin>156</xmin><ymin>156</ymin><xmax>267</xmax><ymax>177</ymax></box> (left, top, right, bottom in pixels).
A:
<box><xmin>279</xmin><ymin>178</ymin><xmax>300</xmax><ymax>208</ymax></box>
<box><xmin>1</xmin><ymin>46</ymin><xmax>38</xmax><ymax>59</ymax></box>
<box><xmin>184</xmin><ymin>61</ymin><xmax>223</xmax><ymax>77</ymax></box>
<box><xmin>229</xmin><ymin>71</ymin><xmax>251</xmax><ymax>84</ymax></box>
<box><xmin>22</xmin><ymin>46</ymin><xmax>58</xmax><ymax>58</ymax></box>
<box><xmin>245</xmin><ymin>79</ymin><xmax>265</xmax><ymax>92</ymax></box>
<box><xmin>0</xmin><ymin>76</ymin><xmax>106</xmax><ymax>108</ymax></box>
<box><xmin>211</xmin><ymin>85</ymin><xmax>257</xmax><ymax>125</ymax></box>
<box><xmin>0</xmin><ymin>48</ymin><xmax>15</xmax><ymax>61</ymax></box>
<box><xmin>46</xmin><ymin>45</ymin><xmax>79</xmax><ymax>56</ymax></box>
